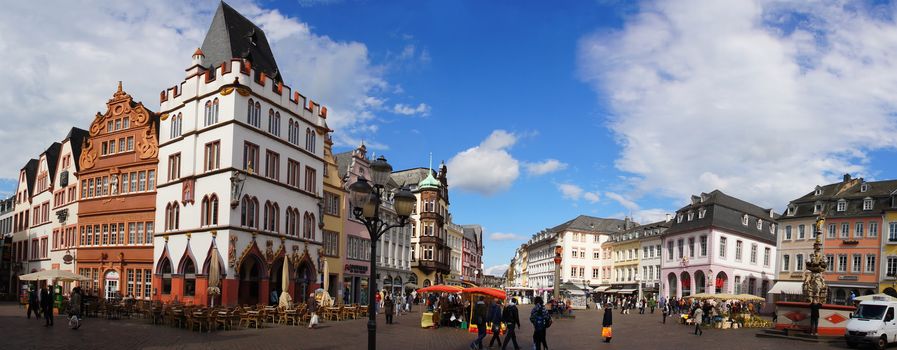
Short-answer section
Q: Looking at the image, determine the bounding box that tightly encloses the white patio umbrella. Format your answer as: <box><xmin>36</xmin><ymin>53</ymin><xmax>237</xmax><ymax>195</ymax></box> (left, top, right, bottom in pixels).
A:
<box><xmin>19</xmin><ymin>269</ymin><xmax>89</xmax><ymax>282</ymax></box>
<box><xmin>279</xmin><ymin>257</ymin><xmax>293</xmax><ymax>308</ymax></box>
<box><xmin>208</xmin><ymin>248</ymin><xmax>221</xmax><ymax>307</ymax></box>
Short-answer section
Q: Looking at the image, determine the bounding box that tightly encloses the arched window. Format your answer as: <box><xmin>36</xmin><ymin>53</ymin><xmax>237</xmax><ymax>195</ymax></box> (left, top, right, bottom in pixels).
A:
<box><xmin>204</xmin><ymin>100</ymin><xmax>212</xmax><ymax>126</ymax></box>
<box><xmin>254</xmin><ymin>102</ymin><xmax>261</xmax><ymax>127</ymax></box>
<box><xmin>241</xmin><ymin>195</ymin><xmax>259</xmax><ymax>228</ymax></box>
<box><xmin>159</xmin><ymin>257</ymin><xmax>173</xmax><ymax>295</ymax></box>
<box><xmin>288</xmin><ymin>120</ymin><xmax>294</xmax><ymax>144</ymax></box>
<box><xmin>202</xmin><ymin>195</ymin><xmax>219</xmax><ymax>226</ymax></box>
<box><xmin>268</xmin><ymin>110</ymin><xmax>280</xmax><ymax>136</ymax></box>
<box><xmin>247</xmin><ymin>98</ymin><xmax>255</xmax><ymax>124</ymax></box>
<box><xmin>264</xmin><ymin>201</ymin><xmax>279</xmax><ymax>232</ymax></box>
<box><xmin>165</xmin><ymin>202</ymin><xmax>180</xmax><ymax>231</ymax></box>
<box><xmin>212</xmin><ymin>98</ymin><xmax>219</xmax><ymax>123</ymax></box>
<box><xmin>305</xmin><ymin>128</ymin><xmax>311</xmax><ymax>150</ymax></box>
<box><xmin>170</xmin><ymin>113</ymin><xmax>182</xmax><ymax>139</ymax></box>
<box><xmin>181</xmin><ymin>257</ymin><xmax>196</xmax><ymax>297</ymax></box>
<box><xmin>303</xmin><ymin>212</ymin><xmax>315</xmax><ymax>240</ymax></box>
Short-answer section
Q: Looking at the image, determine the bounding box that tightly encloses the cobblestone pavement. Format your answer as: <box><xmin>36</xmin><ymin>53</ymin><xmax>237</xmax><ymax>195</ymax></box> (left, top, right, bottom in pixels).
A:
<box><xmin>0</xmin><ymin>303</ymin><xmax>851</xmax><ymax>350</ymax></box>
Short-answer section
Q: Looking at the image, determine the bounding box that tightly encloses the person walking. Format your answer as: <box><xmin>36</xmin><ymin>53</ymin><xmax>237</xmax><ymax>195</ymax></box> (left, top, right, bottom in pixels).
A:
<box><xmin>384</xmin><ymin>295</ymin><xmax>395</xmax><ymax>324</ymax></box>
<box><xmin>809</xmin><ymin>302</ymin><xmax>821</xmax><ymax>335</ymax></box>
<box><xmin>27</xmin><ymin>286</ymin><xmax>40</xmax><ymax>320</ymax></box>
<box><xmin>470</xmin><ymin>296</ymin><xmax>488</xmax><ymax>350</ymax></box>
<box><xmin>70</xmin><ymin>287</ymin><xmax>82</xmax><ymax>330</ymax></box>
<box><xmin>662</xmin><ymin>301</ymin><xmax>670</xmax><ymax>324</ymax></box>
<box><xmin>602</xmin><ymin>304</ymin><xmax>613</xmax><ymax>343</ymax></box>
<box><xmin>41</xmin><ymin>285</ymin><xmax>54</xmax><ymax>326</ymax></box>
<box><xmin>692</xmin><ymin>306</ymin><xmax>703</xmax><ymax>336</ymax></box>
<box><xmin>488</xmin><ymin>299</ymin><xmax>503</xmax><ymax>348</ymax></box>
<box><xmin>529</xmin><ymin>297</ymin><xmax>551</xmax><ymax>350</ymax></box>
<box><xmin>501</xmin><ymin>298</ymin><xmax>521</xmax><ymax>350</ymax></box>
<box><xmin>308</xmin><ymin>293</ymin><xmax>319</xmax><ymax>329</ymax></box>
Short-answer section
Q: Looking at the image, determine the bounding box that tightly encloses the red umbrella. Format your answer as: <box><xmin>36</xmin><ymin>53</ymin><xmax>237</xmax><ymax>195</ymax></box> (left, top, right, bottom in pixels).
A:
<box><xmin>417</xmin><ymin>285</ymin><xmax>463</xmax><ymax>294</ymax></box>
<box><xmin>462</xmin><ymin>287</ymin><xmax>507</xmax><ymax>300</ymax></box>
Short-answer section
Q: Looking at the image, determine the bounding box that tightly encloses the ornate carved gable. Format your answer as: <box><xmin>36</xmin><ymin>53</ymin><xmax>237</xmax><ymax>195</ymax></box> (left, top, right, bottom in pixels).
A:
<box><xmin>79</xmin><ymin>82</ymin><xmax>158</xmax><ymax>171</ymax></box>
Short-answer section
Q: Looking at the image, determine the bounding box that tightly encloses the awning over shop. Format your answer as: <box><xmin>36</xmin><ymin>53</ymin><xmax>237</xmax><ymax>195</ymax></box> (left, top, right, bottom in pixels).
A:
<box><xmin>593</xmin><ymin>286</ymin><xmax>610</xmax><ymax>292</ymax></box>
<box><xmin>565</xmin><ymin>289</ymin><xmax>586</xmax><ymax>295</ymax></box>
<box><xmin>767</xmin><ymin>281</ymin><xmax>803</xmax><ymax>295</ymax></box>
<box><xmin>604</xmin><ymin>289</ymin><xmax>619</xmax><ymax>293</ymax></box>
<box><xmin>617</xmin><ymin>289</ymin><xmax>637</xmax><ymax>294</ymax></box>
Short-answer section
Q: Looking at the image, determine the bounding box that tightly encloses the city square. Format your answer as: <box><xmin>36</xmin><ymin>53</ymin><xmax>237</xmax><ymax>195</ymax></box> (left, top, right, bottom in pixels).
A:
<box><xmin>3</xmin><ymin>0</ymin><xmax>897</xmax><ymax>349</ymax></box>
<box><xmin>0</xmin><ymin>302</ymin><xmax>839</xmax><ymax>350</ymax></box>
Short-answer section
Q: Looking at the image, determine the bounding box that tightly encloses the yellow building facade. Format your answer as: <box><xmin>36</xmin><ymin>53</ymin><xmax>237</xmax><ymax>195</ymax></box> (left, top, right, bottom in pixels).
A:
<box><xmin>321</xmin><ymin>136</ymin><xmax>346</xmax><ymax>300</ymax></box>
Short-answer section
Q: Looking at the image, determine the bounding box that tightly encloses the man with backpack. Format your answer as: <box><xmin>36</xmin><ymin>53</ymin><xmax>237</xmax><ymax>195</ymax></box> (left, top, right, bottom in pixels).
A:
<box><xmin>530</xmin><ymin>296</ymin><xmax>551</xmax><ymax>350</ymax></box>
<box><xmin>469</xmin><ymin>296</ymin><xmax>488</xmax><ymax>350</ymax></box>
<box><xmin>502</xmin><ymin>297</ymin><xmax>521</xmax><ymax>350</ymax></box>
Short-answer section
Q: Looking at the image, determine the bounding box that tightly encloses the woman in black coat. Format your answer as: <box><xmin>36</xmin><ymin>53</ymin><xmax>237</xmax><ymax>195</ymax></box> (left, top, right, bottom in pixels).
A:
<box><xmin>602</xmin><ymin>305</ymin><xmax>613</xmax><ymax>343</ymax></box>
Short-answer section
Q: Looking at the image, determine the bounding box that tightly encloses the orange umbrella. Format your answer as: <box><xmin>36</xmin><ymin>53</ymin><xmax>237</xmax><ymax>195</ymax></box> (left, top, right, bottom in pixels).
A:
<box><xmin>462</xmin><ymin>287</ymin><xmax>507</xmax><ymax>300</ymax></box>
<box><xmin>417</xmin><ymin>285</ymin><xmax>463</xmax><ymax>294</ymax></box>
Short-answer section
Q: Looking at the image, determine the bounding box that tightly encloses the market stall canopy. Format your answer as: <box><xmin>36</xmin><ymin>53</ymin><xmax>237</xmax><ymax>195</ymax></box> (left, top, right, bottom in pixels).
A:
<box><xmin>855</xmin><ymin>293</ymin><xmax>897</xmax><ymax>302</ymax></box>
<box><xmin>19</xmin><ymin>269</ymin><xmax>89</xmax><ymax>282</ymax></box>
<box><xmin>593</xmin><ymin>286</ymin><xmax>610</xmax><ymax>293</ymax></box>
<box><xmin>462</xmin><ymin>287</ymin><xmax>507</xmax><ymax>300</ymax></box>
<box><xmin>687</xmin><ymin>293</ymin><xmax>713</xmax><ymax>299</ymax></box>
<box><xmin>604</xmin><ymin>289</ymin><xmax>619</xmax><ymax>293</ymax></box>
<box><xmin>734</xmin><ymin>294</ymin><xmax>764</xmax><ymax>301</ymax></box>
<box><xmin>767</xmin><ymin>281</ymin><xmax>802</xmax><ymax>295</ymax></box>
<box><xmin>417</xmin><ymin>285</ymin><xmax>463</xmax><ymax>294</ymax></box>
<box><xmin>617</xmin><ymin>288</ymin><xmax>637</xmax><ymax>294</ymax></box>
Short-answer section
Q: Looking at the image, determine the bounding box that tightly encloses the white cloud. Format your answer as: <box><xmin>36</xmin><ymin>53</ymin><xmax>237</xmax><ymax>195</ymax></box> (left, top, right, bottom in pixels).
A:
<box><xmin>630</xmin><ymin>208</ymin><xmax>672</xmax><ymax>224</ymax></box>
<box><xmin>583</xmin><ymin>192</ymin><xmax>601</xmax><ymax>203</ymax></box>
<box><xmin>392</xmin><ymin>103</ymin><xmax>431</xmax><ymax>116</ymax></box>
<box><xmin>557</xmin><ymin>183</ymin><xmax>601</xmax><ymax>203</ymax></box>
<box><xmin>447</xmin><ymin>130</ymin><xmax>521</xmax><ymax>195</ymax></box>
<box><xmin>577</xmin><ymin>0</ymin><xmax>897</xmax><ymax>208</ymax></box>
<box><xmin>484</xmin><ymin>264</ymin><xmax>509</xmax><ymax>277</ymax></box>
<box><xmin>489</xmin><ymin>232</ymin><xmax>525</xmax><ymax>241</ymax></box>
<box><xmin>605</xmin><ymin>191</ymin><xmax>639</xmax><ymax>211</ymax></box>
<box><xmin>523</xmin><ymin>159</ymin><xmax>568</xmax><ymax>176</ymax></box>
<box><xmin>558</xmin><ymin>183</ymin><xmax>584</xmax><ymax>200</ymax></box>
<box><xmin>0</xmin><ymin>1</ymin><xmax>397</xmax><ymax>179</ymax></box>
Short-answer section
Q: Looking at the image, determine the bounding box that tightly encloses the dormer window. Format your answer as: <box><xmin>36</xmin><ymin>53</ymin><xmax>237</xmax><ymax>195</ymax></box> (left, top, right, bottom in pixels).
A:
<box><xmin>861</xmin><ymin>183</ymin><xmax>869</xmax><ymax>192</ymax></box>
<box><xmin>677</xmin><ymin>214</ymin><xmax>683</xmax><ymax>223</ymax></box>
<box><xmin>837</xmin><ymin>199</ymin><xmax>847</xmax><ymax>212</ymax></box>
<box><xmin>787</xmin><ymin>205</ymin><xmax>796</xmax><ymax>216</ymax></box>
<box><xmin>687</xmin><ymin>211</ymin><xmax>694</xmax><ymax>221</ymax></box>
<box><xmin>863</xmin><ymin>197</ymin><xmax>874</xmax><ymax>211</ymax></box>
<box><xmin>770</xmin><ymin>223</ymin><xmax>776</xmax><ymax>234</ymax></box>
<box><xmin>892</xmin><ymin>195</ymin><xmax>897</xmax><ymax>208</ymax></box>
<box><xmin>756</xmin><ymin>219</ymin><xmax>763</xmax><ymax>230</ymax></box>
<box><xmin>742</xmin><ymin>214</ymin><xmax>749</xmax><ymax>226</ymax></box>
<box><xmin>815</xmin><ymin>186</ymin><xmax>822</xmax><ymax>196</ymax></box>
<box><xmin>813</xmin><ymin>202</ymin><xmax>822</xmax><ymax>214</ymax></box>
<box><xmin>698</xmin><ymin>208</ymin><xmax>706</xmax><ymax>219</ymax></box>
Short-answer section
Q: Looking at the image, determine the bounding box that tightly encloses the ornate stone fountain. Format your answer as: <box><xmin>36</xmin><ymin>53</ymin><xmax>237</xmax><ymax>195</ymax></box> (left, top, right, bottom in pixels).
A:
<box><xmin>802</xmin><ymin>215</ymin><xmax>828</xmax><ymax>304</ymax></box>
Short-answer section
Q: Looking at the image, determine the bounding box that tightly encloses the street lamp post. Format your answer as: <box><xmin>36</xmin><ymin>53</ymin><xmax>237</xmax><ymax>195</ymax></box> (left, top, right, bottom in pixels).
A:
<box><xmin>348</xmin><ymin>156</ymin><xmax>416</xmax><ymax>350</ymax></box>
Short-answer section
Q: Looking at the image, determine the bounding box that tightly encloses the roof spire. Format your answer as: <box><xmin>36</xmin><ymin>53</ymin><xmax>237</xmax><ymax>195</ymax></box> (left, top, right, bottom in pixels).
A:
<box><xmin>428</xmin><ymin>152</ymin><xmax>433</xmax><ymax>171</ymax></box>
<box><xmin>117</xmin><ymin>81</ymin><xmax>122</xmax><ymax>93</ymax></box>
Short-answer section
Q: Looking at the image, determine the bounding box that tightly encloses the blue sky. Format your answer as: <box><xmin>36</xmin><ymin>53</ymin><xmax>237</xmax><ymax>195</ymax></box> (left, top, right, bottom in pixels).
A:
<box><xmin>3</xmin><ymin>0</ymin><xmax>897</xmax><ymax>276</ymax></box>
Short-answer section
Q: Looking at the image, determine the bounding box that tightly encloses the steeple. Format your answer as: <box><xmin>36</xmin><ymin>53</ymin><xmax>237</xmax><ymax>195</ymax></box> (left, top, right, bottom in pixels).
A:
<box><xmin>199</xmin><ymin>1</ymin><xmax>282</xmax><ymax>82</ymax></box>
<box><xmin>418</xmin><ymin>152</ymin><xmax>441</xmax><ymax>190</ymax></box>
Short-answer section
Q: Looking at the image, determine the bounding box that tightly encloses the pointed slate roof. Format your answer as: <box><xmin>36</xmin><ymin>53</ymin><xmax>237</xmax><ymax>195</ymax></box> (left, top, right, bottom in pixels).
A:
<box><xmin>42</xmin><ymin>142</ymin><xmax>62</xmax><ymax>183</ymax></box>
<box><xmin>22</xmin><ymin>159</ymin><xmax>38</xmax><ymax>197</ymax></box>
<box><xmin>200</xmin><ymin>1</ymin><xmax>282</xmax><ymax>82</ymax></box>
<box><xmin>64</xmin><ymin>127</ymin><xmax>90</xmax><ymax>172</ymax></box>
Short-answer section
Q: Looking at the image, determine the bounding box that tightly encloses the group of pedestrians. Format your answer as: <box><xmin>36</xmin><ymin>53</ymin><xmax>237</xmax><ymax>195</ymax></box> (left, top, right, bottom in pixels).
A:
<box><xmin>26</xmin><ymin>284</ymin><xmax>56</xmax><ymax>327</ymax></box>
<box><xmin>469</xmin><ymin>296</ymin><xmax>526</xmax><ymax>350</ymax></box>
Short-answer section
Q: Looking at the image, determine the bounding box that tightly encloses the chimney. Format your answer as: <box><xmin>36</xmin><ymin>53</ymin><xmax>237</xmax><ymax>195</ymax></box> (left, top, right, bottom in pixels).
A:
<box><xmin>769</xmin><ymin>209</ymin><xmax>774</xmax><ymax>218</ymax></box>
<box><xmin>843</xmin><ymin>173</ymin><xmax>851</xmax><ymax>182</ymax></box>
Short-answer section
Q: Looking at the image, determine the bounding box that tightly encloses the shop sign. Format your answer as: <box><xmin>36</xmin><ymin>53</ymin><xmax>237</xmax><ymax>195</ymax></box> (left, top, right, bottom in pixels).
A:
<box><xmin>345</xmin><ymin>264</ymin><xmax>368</xmax><ymax>274</ymax></box>
<box><xmin>837</xmin><ymin>275</ymin><xmax>859</xmax><ymax>281</ymax></box>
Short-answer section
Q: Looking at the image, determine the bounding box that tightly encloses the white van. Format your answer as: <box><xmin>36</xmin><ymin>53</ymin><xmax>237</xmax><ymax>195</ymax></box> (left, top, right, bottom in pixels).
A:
<box><xmin>846</xmin><ymin>298</ymin><xmax>897</xmax><ymax>349</ymax></box>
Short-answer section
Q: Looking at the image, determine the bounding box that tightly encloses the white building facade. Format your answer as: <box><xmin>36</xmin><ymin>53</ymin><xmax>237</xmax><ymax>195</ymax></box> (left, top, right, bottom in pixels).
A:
<box><xmin>153</xmin><ymin>3</ymin><xmax>327</xmax><ymax>306</ymax></box>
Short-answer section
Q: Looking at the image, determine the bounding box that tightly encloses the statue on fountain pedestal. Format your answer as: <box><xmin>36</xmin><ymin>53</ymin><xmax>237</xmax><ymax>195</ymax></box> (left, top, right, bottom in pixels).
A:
<box><xmin>803</xmin><ymin>214</ymin><xmax>829</xmax><ymax>304</ymax></box>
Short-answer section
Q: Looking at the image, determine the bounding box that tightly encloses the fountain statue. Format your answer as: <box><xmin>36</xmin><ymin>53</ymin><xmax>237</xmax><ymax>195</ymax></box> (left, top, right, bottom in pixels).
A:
<box><xmin>802</xmin><ymin>214</ymin><xmax>828</xmax><ymax>304</ymax></box>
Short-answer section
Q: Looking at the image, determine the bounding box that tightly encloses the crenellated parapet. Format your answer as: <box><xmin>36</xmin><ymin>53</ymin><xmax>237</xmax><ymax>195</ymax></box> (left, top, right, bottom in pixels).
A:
<box><xmin>159</xmin><ymin>59</ymin><xmax>328</xmax><ymax>131</ymax></box>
